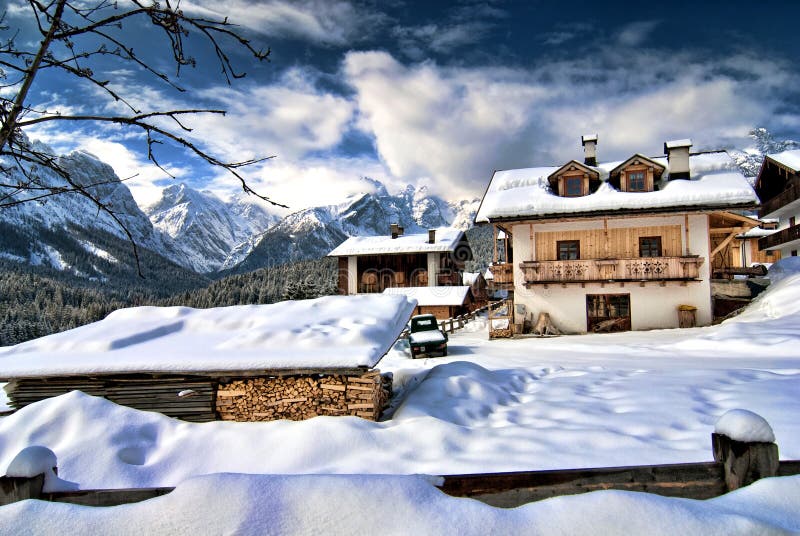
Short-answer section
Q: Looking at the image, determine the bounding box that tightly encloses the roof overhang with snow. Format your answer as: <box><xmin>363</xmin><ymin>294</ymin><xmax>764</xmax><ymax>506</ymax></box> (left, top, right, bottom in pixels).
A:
<box><xmin>475</xmin><ymin>151</ymin><xmax>759</xmax><ymax>223</ymax></box>
<box><xmin>328</xmin><ymin>227</ymin><xmax>465</xmax><ymax>256</ymax></box>
<box><xmin>382</xmin><ymin>286</ymin><xmax>471</xmax><ymax>307</ymax></box>
<box><xmin>0</xmin><ymin>295</ymin><xmax>417</xmax><ymax>379</ymax></box>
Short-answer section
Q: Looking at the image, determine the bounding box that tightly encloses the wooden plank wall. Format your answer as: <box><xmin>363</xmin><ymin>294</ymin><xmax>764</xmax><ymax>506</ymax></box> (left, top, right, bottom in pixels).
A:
<box><xmin>535</xmin><ymin>225</ymin><xmax>682</xmax><ymax>261</ymax></box>
<box><xmin>6</xmin><ymin>376</ymin><xmax>217</xmax><ymax>422</ymax></box>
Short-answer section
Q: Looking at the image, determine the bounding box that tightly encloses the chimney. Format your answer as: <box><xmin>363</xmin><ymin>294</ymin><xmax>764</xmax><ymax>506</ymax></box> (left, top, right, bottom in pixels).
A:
<box><xmin>581</xmin><ymin>134</ymin><xmax>598</xmax><ymax>166</ymax></box>
<box><xmin>390</xmin><ymin>224</ymin><xmax>404</xmax><ymax>239</ymax></box>
<box><xmin>664</xmin><ymin>139</ymin><xmax>692</xmax><ymax>180</ymax></box>
<box><xmin>428</xmin><ymin>229</ymin><xmax>436</xmax><ymax>244</ymax></box>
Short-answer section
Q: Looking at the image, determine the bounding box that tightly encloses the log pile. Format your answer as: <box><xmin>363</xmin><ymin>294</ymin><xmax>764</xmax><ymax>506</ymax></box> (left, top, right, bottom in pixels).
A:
<box><xmin>215</xmin><ymin>370</ymin><xmax>392</xmax><ymax>422</ymax></box>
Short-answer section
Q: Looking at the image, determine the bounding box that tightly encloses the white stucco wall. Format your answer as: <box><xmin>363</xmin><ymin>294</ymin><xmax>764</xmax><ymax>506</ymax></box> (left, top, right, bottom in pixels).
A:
<box><xmin>511</xmin><ymin>214</ymin><xmax>712</xmax><ymax>333</ymax></box>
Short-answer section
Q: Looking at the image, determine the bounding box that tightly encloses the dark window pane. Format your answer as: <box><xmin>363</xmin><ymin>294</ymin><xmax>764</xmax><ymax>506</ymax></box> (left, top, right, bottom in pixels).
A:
<box><xmin>629</xmin><ymin>171</ymin><xmax>646</xmax><ymax>191</ymax></box>
<box><xmin>557</xmin><ymin>240</ymin><xmax>580</xmax><ymax>260</ymax></box>
<box><xmin>564</xmin><ymin>176</ymin><xmax>583</xmax><ymax>196</ymax></box>
<box><xmin>639</xmin><ymin>236</ymin><xmax>662</xmax><ymax>257</ymax></box>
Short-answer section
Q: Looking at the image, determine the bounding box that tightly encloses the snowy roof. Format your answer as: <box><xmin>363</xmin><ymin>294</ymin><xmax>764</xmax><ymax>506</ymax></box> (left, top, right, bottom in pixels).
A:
<box><xmin>0</xmin><ymin>295</ymin><xmax>417</xmax><ymax>378</ymax></box>
<box><xmin>581</xmin><ymin>134</ymin><xmax>597</xmax><ymax>144</ymax></box>
<box><xmin>382</xmin><ymin>286</ymin><xmax>471</xmax><ymax>307</ymax></box>
<box><xmin>476</xmin><ymin>151</ymin><xmax>758</xmax><ymax>223</ymax></box>
<box><xmin>461</xmin><ymin>272</ymin><xmax>481</xmax><ymax>286</ymax></box>
<box><xmin>328</xmin><ymin>227</ymin><xmax>464</xmax><ymax>256</ymax></box>
<box><xmin>665</xmin><ymin>139</ymin><xmax>693</xmax><ymax>149</ymax></box>
<box><xmin>768</xmin><ymin>149</ymin><xmax>800</xmax><ymax>172</ymax></box>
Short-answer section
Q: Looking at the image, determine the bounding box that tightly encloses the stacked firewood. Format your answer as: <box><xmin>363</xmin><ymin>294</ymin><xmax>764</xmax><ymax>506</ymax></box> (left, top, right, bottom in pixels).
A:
<box><xmin>215</xmin><ymin>370</ymin><xmax>392</xmax><ymax>421</ymax></box>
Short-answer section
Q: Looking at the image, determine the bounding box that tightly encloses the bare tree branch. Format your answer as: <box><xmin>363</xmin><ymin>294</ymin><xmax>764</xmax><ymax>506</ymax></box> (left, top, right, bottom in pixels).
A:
<box><xmin>0</xmin><ymin>0</ymin><xmax>280</xmax><ymax>276</ymax></box>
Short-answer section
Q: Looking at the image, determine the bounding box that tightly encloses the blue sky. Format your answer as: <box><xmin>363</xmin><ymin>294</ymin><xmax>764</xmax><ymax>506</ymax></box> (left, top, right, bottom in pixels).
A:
<box><xmin>6</xmin><ymin>0</ymin><xmax>800</xmax><ymax>212</ymax></box>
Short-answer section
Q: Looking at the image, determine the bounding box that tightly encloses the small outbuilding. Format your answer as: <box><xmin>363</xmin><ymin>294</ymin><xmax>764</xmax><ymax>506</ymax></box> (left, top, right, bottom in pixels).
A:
<box><xmin>382</xmin><ymin>286</ymin><xmax>474</xmax><ymax>320</ymax></box>
<box><xmin>0</xmin><ymin>295</ymin><xmax>416</xmax><ymax>422</ymax></box>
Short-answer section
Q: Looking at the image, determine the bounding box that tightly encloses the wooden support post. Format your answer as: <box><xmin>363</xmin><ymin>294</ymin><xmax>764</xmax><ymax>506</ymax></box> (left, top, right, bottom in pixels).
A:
<box><xmin>712</xmin><ymin>433</ymin><xmax>779</xmax><ymax>491</ymax></box>
<box><xmin>448</xmin><ymin>319</ymin><xmax>455</xmax><ymax>334</ymax></box>
<box><xmin>0</xmin><ymin>474</ymin><xmax>46</xmax><ymax>506</ymax></box>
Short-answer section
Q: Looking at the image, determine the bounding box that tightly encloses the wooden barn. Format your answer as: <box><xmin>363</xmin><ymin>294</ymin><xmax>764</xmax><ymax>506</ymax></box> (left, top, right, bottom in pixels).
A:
<box><xmin>0</xmin><ymin>295</ymin><xmax>415</xmax><ymax>422</ymax></box>
<box><xmin>382</xmin><ymin>286</ymin><xmax>475</xmax><ymax>320</ymax></box>
<box><xmin>328</xmin><ymin>226</ymin><xmax>473</xmax><ymax>295</ymax></box>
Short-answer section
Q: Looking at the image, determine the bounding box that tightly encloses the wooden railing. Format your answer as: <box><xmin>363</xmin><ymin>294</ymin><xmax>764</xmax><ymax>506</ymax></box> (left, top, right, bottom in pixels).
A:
<box><xmin>519</xmin><ymin>256</ymin><xmax>704</xmax><ymax>285</ymax></box>
<box><xmin>758</xmin><ymin>224</ymin><xmax>800</xmax><ymax>251</ymax></box>
<box><xmin>488</xmin><ymin>263</ymin><xmax>514</xmax><ymax>287</ymax></box>
<box><xmin>3</xmin><ymin>428</ymin><xmax>797</xmax><ymax>509</ymax></box>
<box><xmin>759</xmin><ymin>176</ymin><xmax>800</xmax><ymax>218</ymax></box>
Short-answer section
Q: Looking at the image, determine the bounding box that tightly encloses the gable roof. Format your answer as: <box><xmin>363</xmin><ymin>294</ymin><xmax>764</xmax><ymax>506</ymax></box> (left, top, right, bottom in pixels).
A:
<box><xmin>767</xmin><ymin>149</ymin><xmax>800</xmax><ymax>173</ymax></box>
<box><xmin>328</xmin><ymin>227</ymin><xmax>464</xmax><ymax>256</ymax></box>
<box><xmin>382</xmin><ymin>286</ymin><xmax>471</xmax><ymax>307</ymax></box>
<box><xmin>547</xmin><ymin>160</ymin><xmax>600</xmax><ymax>182</ymax></box>
<box><xmin>475</xmin><ymin>151</ymin><xmax>758</xmax><ymax>223</ymax></box>
<box><xmin>0</xmin><ymin>295</ymin><xmax>417</xmax><ymax>378</ymax></box>
<box><xmin>609</xmin><ymin>153</ymin><xmax>666</xmax><ymax>175</ymax></box>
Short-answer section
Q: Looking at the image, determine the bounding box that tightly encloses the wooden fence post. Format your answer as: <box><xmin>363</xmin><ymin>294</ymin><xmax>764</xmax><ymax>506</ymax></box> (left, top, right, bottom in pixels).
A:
<box><xmin>448</xmin><ymin>319</ymin><xmax>455</xmax><ymax>334</ymax></box>
<box><xmin>711</xmin><ymin>409</ymin><xmax>779</xmax><ymax>492</ymax></box>
<box><xmin>0</xmin><ymin>473</ymin><xmax>46</xmax><ymax>506</ymax></box>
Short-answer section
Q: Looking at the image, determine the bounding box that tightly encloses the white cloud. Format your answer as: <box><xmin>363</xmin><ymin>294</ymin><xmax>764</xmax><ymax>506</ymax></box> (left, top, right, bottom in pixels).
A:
<box><xmin>188</xmin><ymin>69</ymin><xmax>355</xmax><ymax>162</ymax></box>
<box><xmin>204</xmin><ymin>155</ymin><xmax>396</xmax><ymax>211</ymax></box>
<box><xmin>343</xmin><ymin>48</ymin><xmax>798</xmax><ymax>200</ymax></box>
<box><xmin>78</xmin><ymin>139</ymin><xmax>188</xmax><ymax>209</ymax></box>
<box><xmin>181</xmin><ymin>0</ymin><xmax>386</xmax><ymax>46</ymax></box>
<box><xmin>616</xmin><ymin>20</ymin><xmax>661</xmax><ymax>47</ymax></box>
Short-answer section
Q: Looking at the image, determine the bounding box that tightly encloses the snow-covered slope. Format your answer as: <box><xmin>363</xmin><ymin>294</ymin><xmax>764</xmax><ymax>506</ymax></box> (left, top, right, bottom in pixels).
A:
<box><xmin>144</xmin><ymin>184</ymin><xmax>280</xmax><ymax>273</ymax></box>
<box><xmin>0</xmin><ymin>141</ymin><xmax>171</xmax><ymax>279</ymax></box>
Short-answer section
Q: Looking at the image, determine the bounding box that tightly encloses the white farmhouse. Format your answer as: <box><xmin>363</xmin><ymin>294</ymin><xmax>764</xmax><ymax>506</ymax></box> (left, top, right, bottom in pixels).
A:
<box><xmin>475</xmin><ymin>136</ymin><xmax>760</xmax><ymax>334</ymax></box>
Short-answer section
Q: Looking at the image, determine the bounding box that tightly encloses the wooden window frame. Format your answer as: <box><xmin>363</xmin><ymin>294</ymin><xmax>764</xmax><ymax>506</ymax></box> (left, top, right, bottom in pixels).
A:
<box><xmin>639</xmin><ymin>236</ymin><xmax>663</xmax><ymax>258</ymax></box>
<box><xmin>557</xmin><ymin>240</ymin><xmax>580</xmax><ymax>260</ymax></box>
<box><xmin>628</xmin><ymin>171</ymin><xmax>646</xmax><ymax>192</ymax></box>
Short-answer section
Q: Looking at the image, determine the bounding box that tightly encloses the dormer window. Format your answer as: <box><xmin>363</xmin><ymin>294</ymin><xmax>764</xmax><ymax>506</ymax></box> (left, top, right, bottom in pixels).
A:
<box><xmin>547</xmin><ymin>160</ymin><xmax>599</xmax><ymax>198</ymax></box>
<box><xmin>609</xmin><ymin>154</ymin><xmax>665</xmax><ymax>193</ymax></box>
<box><xmin>564</xmin><ymin>176</ymin><xmax>583</xmax><ymax>197</ymax></box>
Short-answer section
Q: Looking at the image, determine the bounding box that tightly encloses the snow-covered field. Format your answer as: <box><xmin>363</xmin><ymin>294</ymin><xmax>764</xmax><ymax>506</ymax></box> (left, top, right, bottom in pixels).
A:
<box><xmin>2</xmin><ymin>259</ymin><xmax>800</xmax><ymax>534</ymax></box>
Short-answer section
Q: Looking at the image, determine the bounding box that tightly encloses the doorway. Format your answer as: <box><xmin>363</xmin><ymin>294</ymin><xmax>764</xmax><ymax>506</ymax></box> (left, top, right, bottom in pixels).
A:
<box><xmin>586</xmin><ymin>294</ymin><xmax>631</xmax><ymax>332</ymax></box>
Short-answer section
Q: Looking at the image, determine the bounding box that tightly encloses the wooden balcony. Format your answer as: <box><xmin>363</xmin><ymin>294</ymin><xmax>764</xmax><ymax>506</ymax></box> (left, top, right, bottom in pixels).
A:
<box><xmin>519</xmin><ymin>256</ymin><xmax>704</xmax><ymax>286</ymax></box>
<box><xmin>488</xmin><ymin>263</ymin><xmax>514</xmax><ymax>288</ymax></box>
<box><xmin>758</xmin><ymin>224</ymin><xmax>800</xmax><ymax>251</ymax></box>
<box><xmin>759</xmin><ymin>176</ymin><xmax>800</xmax><ymax>218</ymax></box>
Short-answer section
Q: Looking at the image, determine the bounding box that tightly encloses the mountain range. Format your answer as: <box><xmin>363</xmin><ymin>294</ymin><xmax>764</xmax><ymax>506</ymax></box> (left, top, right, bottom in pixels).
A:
<box><xmin>0</xmin><ymin>128</ymin><xmax>797</xmax><ymax>284</ymax></box>
<box><xmin>0</xmin><ymin>142</ymin><xmax>479</xmax><ymax>280</ymax></box>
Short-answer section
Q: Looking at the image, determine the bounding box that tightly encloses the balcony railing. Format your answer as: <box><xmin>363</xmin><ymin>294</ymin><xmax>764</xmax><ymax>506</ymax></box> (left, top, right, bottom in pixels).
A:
<box><xmin>758</xmin><ymin>224</ymin><xmax>800</xmax><ymax>251</ymax></box>
<box><xmin>759</xmin><ymin>177</ymin><xmax>800</xmax><ymax>218</ymax></box>
<box><xmin>519</xmin><ymin>256</ymin><xmax>704</xmax><ymax>285</ymax></box>
<box><xmin>488</xmin><ymin>263</ymin><xmax>514</xmax><ymax>287</ymax></box>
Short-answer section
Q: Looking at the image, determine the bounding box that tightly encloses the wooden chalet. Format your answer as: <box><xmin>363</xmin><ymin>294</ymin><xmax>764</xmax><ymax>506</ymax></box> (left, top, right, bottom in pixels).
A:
<box><xmin>328</xmin><ymin>226</ymin><xmax>474</xmax><ymax>295</ymax></box>
<box><xmin>475</xmin><ymin>135</ymin><xmax>760</xmax><ymax>334</ymax></box>
<box><xmin>383</xmin><ymin>285</ymin><xmax>475</xmax><ymax>320</ymax></box>
<box><xmin>755</xmin><ymin>149</ymin><xmax>800</xmax><ymax>258</ymax></box>
<box><xmin>0</xmin><ymin>295</ymin><xmax>415</xmax><ymax>422</ymax></box>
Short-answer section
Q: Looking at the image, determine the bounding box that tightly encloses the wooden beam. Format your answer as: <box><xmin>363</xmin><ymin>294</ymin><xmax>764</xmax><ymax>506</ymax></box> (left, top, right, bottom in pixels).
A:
<box><xmin>710</xmin><ymin>227</ymin><xmax>748</xmax><ymax>234</ymax></box>
<box><xmin>710</xmin><ymin>232</ymin><xmax>737</xmax><ymax>259</ymax></box>
<box><xmin>710</xmin><ymin>211</ymin><xmax>762</xmax><ymax>227</ymax></box>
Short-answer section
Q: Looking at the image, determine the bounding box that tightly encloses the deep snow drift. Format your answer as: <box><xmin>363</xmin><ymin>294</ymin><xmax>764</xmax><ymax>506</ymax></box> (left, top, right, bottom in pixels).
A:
<box><xmin>2</xmin><ymin>261</ymin><xmax>800</xmax><ymax>533</ymax></box>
